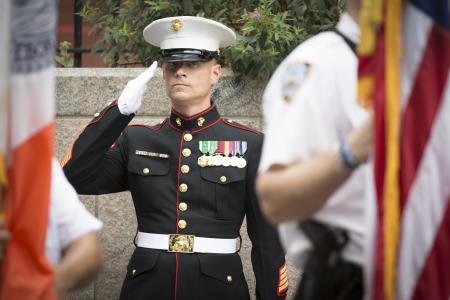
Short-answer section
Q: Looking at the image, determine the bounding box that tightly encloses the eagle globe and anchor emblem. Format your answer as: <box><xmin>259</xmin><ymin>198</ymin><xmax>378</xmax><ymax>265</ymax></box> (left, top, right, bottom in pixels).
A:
<box><xmin>168</xmin><ymin>234</ymin><xmax>194</xmax><ymax>253</ymax></box>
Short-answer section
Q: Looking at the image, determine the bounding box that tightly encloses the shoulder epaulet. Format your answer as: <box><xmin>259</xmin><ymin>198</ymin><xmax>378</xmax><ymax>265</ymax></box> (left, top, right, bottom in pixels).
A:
<box><xmin>222</xmin><ymin>118</ymin><xmax>260</xmax><ymax>134</ymax></box>
<box><xmin>130</xmin><ymin>118</ymin><xmax>167</xmax><ymax>132</ymax></box>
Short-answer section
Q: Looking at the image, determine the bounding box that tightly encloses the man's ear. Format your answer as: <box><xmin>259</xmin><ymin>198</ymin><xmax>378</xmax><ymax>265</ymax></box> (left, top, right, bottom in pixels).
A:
<box><xmin>210</xmin><ymin>63</ymin><xmax>221</xmax><ymax>84</ymax></box>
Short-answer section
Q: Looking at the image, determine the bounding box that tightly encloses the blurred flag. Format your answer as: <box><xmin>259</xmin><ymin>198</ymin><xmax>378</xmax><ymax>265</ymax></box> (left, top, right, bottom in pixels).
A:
<box><xmin>0</xmin><ymin>1</ymin><xmax>10</xmax><ymax>195</ymax></box>
<box><xmin>359</xmin><ymin>0</ymin><xmax>450</xmax><ymax>299</ymax></box>
<box><xmin>0</xmin><ymin>0</ymin><xmax>57</xmax><ymax>299</ymax></box>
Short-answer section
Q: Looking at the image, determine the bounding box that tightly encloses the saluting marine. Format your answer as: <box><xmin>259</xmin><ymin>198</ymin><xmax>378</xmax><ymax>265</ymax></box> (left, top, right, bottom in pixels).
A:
<box><xmin>63</xmin><ymin>16</ymin><xmax>287</xmax><ymax>300</ymax></box>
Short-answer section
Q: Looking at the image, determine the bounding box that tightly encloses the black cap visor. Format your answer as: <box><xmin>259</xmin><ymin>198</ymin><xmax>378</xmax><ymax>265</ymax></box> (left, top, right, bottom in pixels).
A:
<box><xmin>159</xmin><ymin>48</ymin><xmax>218</xmax><ymax>63</ymax></box>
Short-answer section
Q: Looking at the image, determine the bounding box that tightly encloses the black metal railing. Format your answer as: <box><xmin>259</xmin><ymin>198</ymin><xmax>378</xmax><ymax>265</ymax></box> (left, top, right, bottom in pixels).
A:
<box><xmin>56</xmin><ymin>0</ymin><xmax>109</xmax><ymax>67</ymax></box>
<box><xmin>73</xmin><ymin>0</ymin><xmax>83</xmax><ymax>66</ymax></box>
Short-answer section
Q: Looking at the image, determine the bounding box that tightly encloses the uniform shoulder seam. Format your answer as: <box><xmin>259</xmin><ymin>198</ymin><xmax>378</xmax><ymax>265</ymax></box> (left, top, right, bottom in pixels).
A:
<box><xmin>221</xmin><ymin>118</ymin><xmax>260</xmax><ymax>134</ymax></box>
<box><xmin>130</xmin><ymin>118</ymin><xmax>167</xmax><ymax>132</ymax></box>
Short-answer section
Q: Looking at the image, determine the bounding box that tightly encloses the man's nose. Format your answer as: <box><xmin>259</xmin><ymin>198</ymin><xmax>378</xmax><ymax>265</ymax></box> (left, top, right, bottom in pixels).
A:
<box><xmin>175</xmin><ymin>65</ymin><xmax>187</xmax><ymax>77</ymax></box>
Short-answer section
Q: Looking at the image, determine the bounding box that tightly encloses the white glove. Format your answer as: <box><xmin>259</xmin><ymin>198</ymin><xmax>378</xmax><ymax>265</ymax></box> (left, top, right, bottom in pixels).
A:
<box><xmin>118</xmin><ymin>61</ymin><xmax>158</xmax><ymax>115</ymax></box>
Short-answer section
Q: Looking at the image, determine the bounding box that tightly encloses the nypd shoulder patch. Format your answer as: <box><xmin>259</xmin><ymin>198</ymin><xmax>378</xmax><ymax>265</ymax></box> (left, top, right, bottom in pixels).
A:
<box><xmin>282</xmin><ymin>62</ymin><xmax>311</xmax><ymax>103</ymax></box>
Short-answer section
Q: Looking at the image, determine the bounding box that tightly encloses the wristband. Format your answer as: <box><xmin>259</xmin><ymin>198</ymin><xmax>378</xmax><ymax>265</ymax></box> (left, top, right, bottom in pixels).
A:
<box><xmin>339</xmin><ymin>139</ymin><xmax>360</xmax><ymax>170</ymax></box>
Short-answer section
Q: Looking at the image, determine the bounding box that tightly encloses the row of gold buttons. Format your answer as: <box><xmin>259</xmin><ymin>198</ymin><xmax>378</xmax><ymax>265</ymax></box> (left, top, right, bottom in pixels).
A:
<box><xmin>178</xmin><ymin>132</ymin><xmax>192</xmax><ymax>230</ymax></box>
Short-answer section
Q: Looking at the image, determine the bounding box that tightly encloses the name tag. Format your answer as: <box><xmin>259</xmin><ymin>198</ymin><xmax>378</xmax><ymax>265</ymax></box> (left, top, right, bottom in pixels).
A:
<box><xmin>135</xmin><ymin>150</ymin><xmax>170</xmax><ymax>159</ymax></box>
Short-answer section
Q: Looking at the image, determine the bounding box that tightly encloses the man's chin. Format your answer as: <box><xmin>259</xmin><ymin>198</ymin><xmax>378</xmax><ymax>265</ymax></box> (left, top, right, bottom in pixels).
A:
<box><xmin>169</xmin><ymin>92</ymin><xmax>191</xmax><ymax>102</ymax></box>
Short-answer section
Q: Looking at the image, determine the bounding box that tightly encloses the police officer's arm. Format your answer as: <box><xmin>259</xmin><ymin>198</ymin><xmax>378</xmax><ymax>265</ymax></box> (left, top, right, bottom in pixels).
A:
<box><xmin>54</xmin><ymin>231</ymin><xmax>102</xmax><ymax>300</ymax></box>
<box><xmin>63</xmin><ymin>63</ymin><xmax>157</xmax><ymax>194</ymax></box>
<box><xmin>256</xmin><ymin>114</ymin><xmax>373</xmax><ymax>224</ymax></box>
<box><xmin>246</xmin><ymin>134</ymin><xmax>288</xmax><ymax>299</ymax></box>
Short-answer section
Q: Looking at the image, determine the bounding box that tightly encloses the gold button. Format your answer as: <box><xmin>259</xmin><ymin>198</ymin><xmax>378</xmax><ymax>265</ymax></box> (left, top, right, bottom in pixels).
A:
<box><xmin>179</xmin><ymin>202</ymin><xmax>188</xmax><ymax>211</ymax></box>
<box><xmin>176</xmin><ymin>117</ymin><xmax>182</xmax><ymax>126</ymax></box>
<box><xmin>179</xmin><ymin>183</ymin><xmax>188</xmax><ymax>193</ymax></box>
<box><xmin>182</xmin><ymin>148</ymin><xmax>191</xmax><ymax>157</ymax></box>
<box><xmin>226</xmin><ymin>275</ymin><xmax>233</xmax><ymax>283</ymax></box>
<box><xmin>132</xmin><ymin>269</ymin><xmax>136</xmax><ymax>276</ymax></box>
<box><xmin>184</xmin><ymin>133</ymin><xmax>193</xmax><ymax>142</ymax></box>
<box><xmin>94</xmin><ymin>112</ymin><xmax>100</xmax><ymax>117</ymax></box>
<box><xmin>197</xmin><ymin>117</ymin><xmax>205</xmax><ymax>126</ymax></box>
<box><xmin>220</xmin><ymin>176</ymin><xmax>227</xmax><ymax>183</ymax></box>
<box><xmin>143</xmin><ymin>168</ymin><xmax>150</xmax><ymax>174</ymax></box>
<box><xmin>181</xmin><ymin>165</ymin><xmax>190</xmax><ymax>174</ymax></box>
<box><xmin>178</xmin><ymin>219</ymin><xmax>187</xmax><ymax>229</ymax></box>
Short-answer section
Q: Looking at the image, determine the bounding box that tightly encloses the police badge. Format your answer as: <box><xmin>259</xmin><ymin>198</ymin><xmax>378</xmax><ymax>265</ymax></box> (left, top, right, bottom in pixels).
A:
<box><xmin>282</xmin><ymin>62</ymin><xmax>311</xmax><ymax>103</ymax></box>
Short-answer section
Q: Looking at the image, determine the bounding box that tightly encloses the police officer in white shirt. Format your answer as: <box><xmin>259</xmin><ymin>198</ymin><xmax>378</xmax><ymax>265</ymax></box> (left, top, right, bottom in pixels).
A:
<box><xmin>256</xmin><ymin>0</ymin><xmax>373</xmax><ymax>299</ymax></box>
<box><xmin>46</xmin><ymin>159</ymin><xmax>103</xmax><ymax>267</ymax></box>
<box><xmin>47</xmin><ymin>158</ymin><xmax>103</xmax><ymax>300</ymax></box>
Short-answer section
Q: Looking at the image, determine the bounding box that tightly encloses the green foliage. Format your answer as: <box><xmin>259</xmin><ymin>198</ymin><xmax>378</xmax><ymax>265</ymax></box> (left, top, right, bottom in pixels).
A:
<box><xmin>55</xmin><ymin>41</ymin><xmax>75</xmax><ymax>67</ymax></box>
<box><xmin>79</xmin><ymin>0</ymin><xmax>343</xmax><ymax>78</ymax></box>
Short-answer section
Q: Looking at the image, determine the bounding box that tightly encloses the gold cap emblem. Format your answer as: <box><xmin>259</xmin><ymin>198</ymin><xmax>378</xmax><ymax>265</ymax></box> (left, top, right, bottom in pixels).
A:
<box><xmin>170</xmin><ymin>19</ymin><xmax>183</xmax><ymax>32</ymax></box>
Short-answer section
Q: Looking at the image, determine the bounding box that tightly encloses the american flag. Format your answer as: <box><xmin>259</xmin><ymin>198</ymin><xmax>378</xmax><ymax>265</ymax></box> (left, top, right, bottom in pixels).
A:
<box><xmin>0</xmin><ymin>0</ymin><xmax>57</xmax><ymax>299</ymax></box>
<box><xmin>359</xmin><ymin>0</ymin><xmax>450</xmax><ymax>299</ymax></box>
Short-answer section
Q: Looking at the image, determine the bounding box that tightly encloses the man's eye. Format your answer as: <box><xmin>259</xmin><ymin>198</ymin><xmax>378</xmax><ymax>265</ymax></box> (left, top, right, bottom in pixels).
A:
<box><xmin>167</xmin><ymin>63</ymin><xmax>179</xmax><ymax>71</ymax></box>
<box><xmin>187</xmin><ymin>62</ymin><xmax>199</xmax><ymax>68</ymax></box>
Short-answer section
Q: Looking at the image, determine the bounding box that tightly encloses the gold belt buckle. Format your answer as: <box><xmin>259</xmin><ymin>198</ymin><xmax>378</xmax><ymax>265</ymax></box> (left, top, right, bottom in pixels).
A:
<box><xmin>168</xmin><ymin>234</ymin><xmax>195</xmax><ymax>253</ymax></box>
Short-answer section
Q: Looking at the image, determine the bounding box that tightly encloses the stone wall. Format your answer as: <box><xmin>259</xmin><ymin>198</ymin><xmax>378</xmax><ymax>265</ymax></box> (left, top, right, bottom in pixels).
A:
<box><xmin>55</xmin><ymin>68</ymin><xmax>300</xmax><ymax>300</ymax></box>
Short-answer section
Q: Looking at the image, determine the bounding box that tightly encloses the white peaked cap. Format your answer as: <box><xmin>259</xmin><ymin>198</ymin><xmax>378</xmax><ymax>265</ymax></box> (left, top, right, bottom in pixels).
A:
<box><xmin>143</xmin><ymin>16</ymin><xmax>236</xmax><ymax>51</ymax></box>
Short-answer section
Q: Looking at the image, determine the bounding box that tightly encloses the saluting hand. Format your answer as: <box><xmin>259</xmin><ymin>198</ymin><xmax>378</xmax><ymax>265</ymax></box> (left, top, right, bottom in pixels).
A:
<box><xmin>118</xmin><ymin>61</ymin><xmax>158</xmax><ymax>116</ymax></box>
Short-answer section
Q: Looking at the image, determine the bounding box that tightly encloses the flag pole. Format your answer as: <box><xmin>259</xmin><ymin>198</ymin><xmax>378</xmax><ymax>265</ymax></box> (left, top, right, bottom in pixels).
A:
<box><xmin>0</xmin><ymin>0</ymin><xmax>11</xmax><ymax>212</ymax></box>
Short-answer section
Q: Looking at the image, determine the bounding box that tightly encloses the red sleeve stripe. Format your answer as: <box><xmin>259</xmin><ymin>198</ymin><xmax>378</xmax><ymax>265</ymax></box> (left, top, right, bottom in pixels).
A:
<box><xmin>60</xmin><ymin>146</ymin><xmax>73</xmax><ymax>167</ymax></box>
<box><xmin>279</xmin><ymin>263</ymin><xmax>287</xmax><ymax>274</ymax></box>
<box><xmin>277</xmin><ymin>262</ymin><xmax>288</xmax><ymax>296</ymax></box>
<box><xmin>278</xmin><ymin>282</ymin><xmax>289</xmax><ymax>295</ymax></box>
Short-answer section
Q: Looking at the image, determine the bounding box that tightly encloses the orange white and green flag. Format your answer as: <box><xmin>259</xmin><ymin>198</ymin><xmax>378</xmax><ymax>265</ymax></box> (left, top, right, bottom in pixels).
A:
<box><xmin>0</xmin><ymin>0</ymin><xmax>57</xmax><ymax>299</ymax></box>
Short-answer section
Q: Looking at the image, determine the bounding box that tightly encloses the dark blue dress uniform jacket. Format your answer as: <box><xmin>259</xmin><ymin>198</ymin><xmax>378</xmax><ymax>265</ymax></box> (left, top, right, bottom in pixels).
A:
<box><xmin>63</xmin><ymin>101</ymin><xmax>287</xmax><ymax>300</ymax></box>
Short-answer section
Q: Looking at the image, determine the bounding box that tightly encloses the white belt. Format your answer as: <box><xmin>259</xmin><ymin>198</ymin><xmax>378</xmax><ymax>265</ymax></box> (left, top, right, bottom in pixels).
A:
<box><xmin>136</xmin><ymin>232</ymin><xmax>239</xmax><ymax>254</ymax></box>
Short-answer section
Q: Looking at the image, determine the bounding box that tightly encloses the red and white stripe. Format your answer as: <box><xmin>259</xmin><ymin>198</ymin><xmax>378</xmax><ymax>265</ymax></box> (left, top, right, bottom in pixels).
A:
<box><xmin>364</xmin><ymin>2</ymin><xmax>450</xmax><ymax>299</ymax></box>
<box><xmin>378</xmin><ymin>2</ymin><xmax>450</xmax><ymax>300</ymax></box>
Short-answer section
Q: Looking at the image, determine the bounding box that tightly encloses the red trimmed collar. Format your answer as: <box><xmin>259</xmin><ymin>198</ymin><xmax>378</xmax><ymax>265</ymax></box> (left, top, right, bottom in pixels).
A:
<box><xmin>169</xmin><ymin>103</ymin><xmax>220</xmax><ymax>132</ymax></box>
